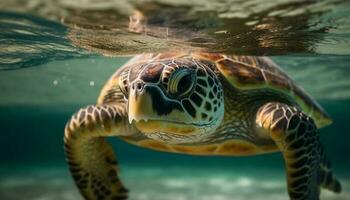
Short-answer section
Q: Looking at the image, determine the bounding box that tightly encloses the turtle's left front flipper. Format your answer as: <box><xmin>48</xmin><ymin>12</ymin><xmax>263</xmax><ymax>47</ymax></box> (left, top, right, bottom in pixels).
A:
<box><xmin>64</xmin><ymin>104</ymin><xmax>136</xmax><ymax>200</ymax></box>
<box><xmin>255</xmin><ymin>102</ymin><xmax>341</xmax><ymax>200</ymax></box>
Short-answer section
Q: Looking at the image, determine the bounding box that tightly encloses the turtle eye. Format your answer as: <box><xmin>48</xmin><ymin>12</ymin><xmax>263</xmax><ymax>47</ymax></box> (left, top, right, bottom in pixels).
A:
<box><xmin>168</xmin><ymin>69</ymin><xmax>195</xmax><ymax>97</ymax></box>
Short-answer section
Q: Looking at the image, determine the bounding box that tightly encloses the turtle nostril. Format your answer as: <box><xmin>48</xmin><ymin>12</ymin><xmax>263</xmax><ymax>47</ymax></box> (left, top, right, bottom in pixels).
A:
<box><xmin>132</xmin><ymin>81</ymin><xmax>144</xmax><ymax>92</ymax></box>
<box><xmin>137</xmin><ymin>83</ymin><xmax>142</xmax><ymax>90</ymax></box>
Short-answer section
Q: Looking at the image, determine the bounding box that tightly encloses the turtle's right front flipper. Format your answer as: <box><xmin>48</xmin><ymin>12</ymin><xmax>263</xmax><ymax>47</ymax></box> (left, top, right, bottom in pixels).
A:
<box><xmin>255</xmin><ymin>102</ymin><xmax>341</xmax><ymax>200</ymax></box>
<box><xmin>64</xmin><ymin>104</ymin><xmax>136</xmax><ymax>200</ymax></box>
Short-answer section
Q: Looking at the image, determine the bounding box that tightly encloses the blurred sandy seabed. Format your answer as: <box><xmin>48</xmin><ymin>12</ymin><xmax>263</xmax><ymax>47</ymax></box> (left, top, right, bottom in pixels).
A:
<box><xmin>0</xmin><ymin>166</ymin><xmax>349</xmax><ymax>200</ymax></box>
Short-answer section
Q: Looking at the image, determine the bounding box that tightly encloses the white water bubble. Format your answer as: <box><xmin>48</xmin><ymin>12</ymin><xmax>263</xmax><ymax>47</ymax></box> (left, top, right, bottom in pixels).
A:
<box><xmin>53</xmin><ymin>80</ymin><xmax>58</xmax><ymax>85</ymax></box>
<box><xmin>89</xmin><ymin>81</ymin><xmax>95</xmax><ymax>86</ymax></box>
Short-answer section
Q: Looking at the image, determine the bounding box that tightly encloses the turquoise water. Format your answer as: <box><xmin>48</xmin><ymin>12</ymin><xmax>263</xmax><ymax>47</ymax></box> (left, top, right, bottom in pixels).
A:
<box><xmin>1</xmin><ymin>1</ymin><xmax>350</xmax><ymax>200</ymax></box>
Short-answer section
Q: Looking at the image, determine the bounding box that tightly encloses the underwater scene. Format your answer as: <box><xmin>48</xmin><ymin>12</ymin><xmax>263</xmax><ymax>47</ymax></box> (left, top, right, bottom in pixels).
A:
<box><xmin>1</xmin><ymin>1</ymin><xmax>350</xmax><ymax>200</ymax></box>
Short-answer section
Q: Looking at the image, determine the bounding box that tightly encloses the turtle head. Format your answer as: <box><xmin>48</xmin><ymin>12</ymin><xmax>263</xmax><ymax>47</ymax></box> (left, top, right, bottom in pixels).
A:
<box><xmin>120</xmin><ymin>57</ymin><xmax>224</xmax><ymax>138</ymax></box>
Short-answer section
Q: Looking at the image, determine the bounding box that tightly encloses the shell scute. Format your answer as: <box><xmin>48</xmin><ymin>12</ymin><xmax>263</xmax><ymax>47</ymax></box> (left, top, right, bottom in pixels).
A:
<box><xmin>263</xmin><ymin>70</ymin><xmax>292</xmax><ymax>92</ymax></box>
<box><xmin>216</xmin><ymin>58</ymin><xmax>266</xmax><ymax>89</ymax></box>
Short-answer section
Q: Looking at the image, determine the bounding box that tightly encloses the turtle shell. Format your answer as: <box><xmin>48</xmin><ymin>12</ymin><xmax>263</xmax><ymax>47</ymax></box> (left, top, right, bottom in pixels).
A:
<box><xmin>193</xmin><ymin>52</ymin><xmax>332</xmax><ymax>128</ymax></box>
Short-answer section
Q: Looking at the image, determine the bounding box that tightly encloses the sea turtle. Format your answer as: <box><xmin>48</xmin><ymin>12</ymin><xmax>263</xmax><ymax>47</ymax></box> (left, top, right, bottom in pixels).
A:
<box><xmin>64</xmin><ymin>52</ymin><xmax>341</xmax><ymax>200</ymax></box>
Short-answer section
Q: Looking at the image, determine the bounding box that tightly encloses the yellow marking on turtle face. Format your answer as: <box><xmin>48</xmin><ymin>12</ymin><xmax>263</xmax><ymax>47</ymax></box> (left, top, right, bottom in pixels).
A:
<box><xmin>133</xmin><ymin>120</ymin><xmax>161</xmax><ymax>134</ymax></box>
<box><xmin>134</xmin><ymin>120</ymin><xmax>197</xmax><ymax>135</ymax></box>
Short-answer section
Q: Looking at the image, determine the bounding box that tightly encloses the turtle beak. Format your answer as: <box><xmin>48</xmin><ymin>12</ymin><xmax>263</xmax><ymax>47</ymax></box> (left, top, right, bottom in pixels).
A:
<box><xmin>128</xmin><ymin>81</ymin><xmax>151</xmax><ymax>124</ymax></box>
<box><xmin>127</xmin><ymin>82</ymin><xmax>188</xmax><ymax>124</ymax></box>
<box><xmin>128</xmin><ymin>84</ymin><xmax>154</xmax><ymax>124</ymax></box>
